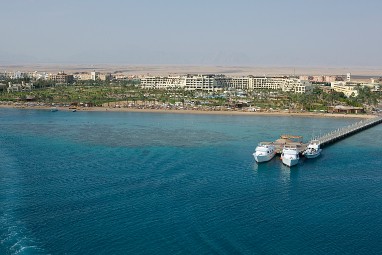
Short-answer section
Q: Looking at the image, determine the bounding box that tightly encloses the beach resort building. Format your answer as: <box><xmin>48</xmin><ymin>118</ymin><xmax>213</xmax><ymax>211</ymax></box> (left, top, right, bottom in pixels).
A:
<box><xmin>327</xmin><ymin>105</ymin><xmax>365</xmax><ymax>114</ymax></box>
<box><xmin>140</xmin><ymin>76</ymin><xmax>185</xmax><ymax>89</ymax></box>
<box><xmin>140</xmin><ymin>75</ymin><xmax>313</xmax><ymax>93</ymax></box>
<box><xmin>331</xmin><ymin>79</ymin><xmax>381</xmax><ymax>97</ymax></box>
<box><xmin>282</xmin><ymin>78</ymin><xmax>313</xmax><ymax>94</ymax></box>
<box><xmin>330</xmin><ymin>81</ymin><xmax>359</xmax><ymax>97</ymax></box>
<box><xmin>183</xmin><ymin>74</ymin><xmax>226</xmax><ymax>92</ymax></box>
<box><xmin>140</xmin><ymin>75</ymin><xmax>225</xmax><ymax>92</ymax></box>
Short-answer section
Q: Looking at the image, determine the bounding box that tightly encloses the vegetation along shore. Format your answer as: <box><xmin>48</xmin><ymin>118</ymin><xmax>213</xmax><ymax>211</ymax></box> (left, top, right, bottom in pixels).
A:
<box><xmin>0</xmin><ymin>71</ymin><xmax>381</xmax><ymax>119</ymax></box>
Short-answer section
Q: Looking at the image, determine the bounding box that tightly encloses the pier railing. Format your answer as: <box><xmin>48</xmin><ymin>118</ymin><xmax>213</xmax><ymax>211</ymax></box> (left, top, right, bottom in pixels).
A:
<box><xmin>318</xmin><ymin>115</ymin><xmax>382</xmax><ymax>147</ymax></box>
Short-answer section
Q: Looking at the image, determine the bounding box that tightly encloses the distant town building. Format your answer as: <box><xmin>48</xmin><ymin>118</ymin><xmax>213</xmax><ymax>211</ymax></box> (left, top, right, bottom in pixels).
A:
<box><xmin>48</xmin><ymin>72</ymin><xmax>74</xmax><ymax>84</ymax></box>
<box><xmin>90</xmin><ymin>71</ymin><xmax>99</xmax><ymax>81</ymax></box>
<box><xmin>6</xmin><ymin>81</ymin><xmax>34</xmax><ymax>93</ymax></box>
<box><xmin>1</xmin><ymin>71</ymin><xmax>26</xmax><ymax>79</ymax></box>
<box><xmin>346</xmin><ymin>73</ymin><xmax>351</xmax><ymax>82</ymax></box>
<box><xmin>74</xmin><ymin>72</ymin><xmax>92</xmax><ymax>81</ymax></box>
<box><xmin>98</xmin><ymin>73</ymin><xmax>112</xmax><ymax>81</ymax></box>
<box><xmin>299</xmin><ymin>75</ymin><xmax>337</xmax><ymax>83</ymax></box>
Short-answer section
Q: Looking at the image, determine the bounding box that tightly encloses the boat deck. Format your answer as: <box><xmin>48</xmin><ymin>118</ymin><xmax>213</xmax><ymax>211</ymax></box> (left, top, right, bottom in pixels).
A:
<box><xmin>260</xmin><ymin>141</ymin><xmax>307</xmax><ymax>154</ymax></box>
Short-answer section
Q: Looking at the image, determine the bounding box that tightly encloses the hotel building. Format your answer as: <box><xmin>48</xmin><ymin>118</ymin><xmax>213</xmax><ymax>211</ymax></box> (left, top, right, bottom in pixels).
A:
<box><xmin>140</xmin><ymin>75</ymin><xmax>313</xmax><ymax>93</ymax></box>
<box><xmin>330</xmin><ymin>80</ymin><xmax>381</xmax><ymax>97</ymax></box>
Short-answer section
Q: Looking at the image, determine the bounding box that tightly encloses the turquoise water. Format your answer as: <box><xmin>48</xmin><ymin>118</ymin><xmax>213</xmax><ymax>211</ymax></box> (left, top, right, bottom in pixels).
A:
<box><xmin>1</xmin><ymin>108</ymin><xmax>382</xmax><ymax>254</ymax></box>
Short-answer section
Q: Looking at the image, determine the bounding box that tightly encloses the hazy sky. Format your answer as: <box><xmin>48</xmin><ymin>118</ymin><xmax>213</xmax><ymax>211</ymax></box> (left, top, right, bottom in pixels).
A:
<box><xmin>1</xmin><ymin>0</ymin><xmax>381</xmax><ymax>67</ymax></box>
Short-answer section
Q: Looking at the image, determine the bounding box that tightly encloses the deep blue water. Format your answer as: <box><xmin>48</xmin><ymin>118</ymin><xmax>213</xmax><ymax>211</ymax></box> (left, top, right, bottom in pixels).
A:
<box><xmin>1</xmin><ymin>108</ymin><xmax>382</xmax><ymax>255</ymax></box>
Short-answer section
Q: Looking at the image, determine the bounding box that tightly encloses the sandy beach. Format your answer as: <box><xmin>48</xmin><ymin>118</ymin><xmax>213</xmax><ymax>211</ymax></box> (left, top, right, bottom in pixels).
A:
<box><xmin>1</xmin><ymin>104</ymin><xmax>376</xmax><ymax>119</ymax></box>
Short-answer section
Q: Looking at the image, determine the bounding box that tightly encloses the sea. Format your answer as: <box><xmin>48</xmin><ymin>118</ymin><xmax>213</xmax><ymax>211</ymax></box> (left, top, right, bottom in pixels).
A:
<box><xmin>1</xmin><ymin>108</ymin><xmax>382</xmax><ymax>255</ymax></box>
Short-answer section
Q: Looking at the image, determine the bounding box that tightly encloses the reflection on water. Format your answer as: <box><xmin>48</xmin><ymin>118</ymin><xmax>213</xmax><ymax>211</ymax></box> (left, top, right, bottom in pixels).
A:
<box><xmin>280</xmin><ymin>164</ymin><xmax>291</xmax><ymax>183</ymax></box>
<box><xmin>280</xmin><ymin>163</ymin><xmax>300</xmax><ymax>183</ymax></box>
<box><xmin>252</xmin><ymin>156</ymin><xmax>300</xmax><ymax>184</ymax></box>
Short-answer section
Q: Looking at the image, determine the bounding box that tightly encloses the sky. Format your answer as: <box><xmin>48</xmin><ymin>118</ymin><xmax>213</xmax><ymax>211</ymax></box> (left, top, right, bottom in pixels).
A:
<box><xmin>1</xmin><ymin>0</ymin><xmax>382</xmax><ymax>67</ymax></box>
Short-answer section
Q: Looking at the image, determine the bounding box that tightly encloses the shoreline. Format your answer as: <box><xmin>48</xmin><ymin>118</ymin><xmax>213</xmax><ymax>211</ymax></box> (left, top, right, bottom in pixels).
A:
<box><xmin>0</xmin><ymin>104</ymin><xmax>376</xmax><ymax>119</ymax></box>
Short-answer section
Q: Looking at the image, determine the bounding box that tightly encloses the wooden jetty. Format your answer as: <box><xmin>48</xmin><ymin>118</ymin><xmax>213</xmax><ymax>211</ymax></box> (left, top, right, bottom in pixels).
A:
<box><xmin>317</xmin><ymin>115</ymin><xmax>382</xmax><ymax>147</ymax></box>
<box><xmin>261</xmin><ymin>115</ymin><xmax>382</xmax><ymax>154</ymax></box>
<box><xmin>261</xmin><ymin>135</ymin><xmax>307</xmax><ymax>154</ymax></box>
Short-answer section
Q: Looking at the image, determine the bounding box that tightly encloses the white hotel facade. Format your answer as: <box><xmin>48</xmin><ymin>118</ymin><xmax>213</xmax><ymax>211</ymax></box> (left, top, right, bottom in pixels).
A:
<box><xmin>140</xmin><ymin>75</ymin><xmax>313</xmax><ymax>94</ymax></box>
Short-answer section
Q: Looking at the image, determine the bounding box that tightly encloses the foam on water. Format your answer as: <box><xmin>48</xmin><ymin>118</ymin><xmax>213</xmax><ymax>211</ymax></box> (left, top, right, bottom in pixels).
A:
<box><xmin>0</xmin><ymin>144</ymin><xmax>44</xmax><ymax>255</ymax></box>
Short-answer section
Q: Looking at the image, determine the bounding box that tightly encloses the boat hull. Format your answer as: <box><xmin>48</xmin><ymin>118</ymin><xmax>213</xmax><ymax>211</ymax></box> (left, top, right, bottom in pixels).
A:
<box><xmin>282</xmin><ymin>157</ymin><xmax>299</xmax><ymax>167</ymax></box>
<box><xmin>304</xmin><ymin>149</ymin><xmax>322</xmax><ymax>159</ymax></box>
<box><xmin>304</xmin><ymin>149</ymin><xmax>321</xmax><ymax>158</ymax></box>
<box><xmin>253</xmin><ymin>151</ymin><xmax>276</xmax><ymax>163</ymax></box>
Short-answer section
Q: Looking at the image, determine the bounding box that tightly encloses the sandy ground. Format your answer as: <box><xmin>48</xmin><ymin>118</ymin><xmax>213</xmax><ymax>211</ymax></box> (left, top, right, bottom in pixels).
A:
<box><xmin>2</xmin><ymin>64</ymin><xmax>382</xmax><ymax>77</ymax></box>
<box><xmin>1</xmin><ymin>104</ymin><xmax>376</xmax><ymax>119</ymax></box>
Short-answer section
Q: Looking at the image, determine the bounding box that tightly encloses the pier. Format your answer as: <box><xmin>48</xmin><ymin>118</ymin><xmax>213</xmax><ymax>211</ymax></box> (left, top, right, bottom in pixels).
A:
<box><xmin>261</xmin><ymin>135</ymin><xmax>307</xmax><ymax>154</ymax></box>
<box><xmin>317</xmin><ymin>115</ymin><xmax>382</xmax><ymax>147</ymax></box>
<box><xmin>261</xmin><ymin>115</ymin><xmax>382</xmax><ymax>154</ymax></box>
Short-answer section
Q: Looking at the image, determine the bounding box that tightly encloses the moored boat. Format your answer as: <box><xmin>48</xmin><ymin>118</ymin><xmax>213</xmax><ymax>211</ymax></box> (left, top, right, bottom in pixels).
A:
<box><xmin>303</xmin><ymin>140</ymin><xmax>322</xmax><ymax>159</ymax></box>
<box><xmin>253</xmin><ymin>143</ymin><xmax>276</xmax><ymax>163</ymax></box>
<box><xmin>281</xmin><ymin>145</ymin><xmax>299</xmax><ymax>167</ymax></box>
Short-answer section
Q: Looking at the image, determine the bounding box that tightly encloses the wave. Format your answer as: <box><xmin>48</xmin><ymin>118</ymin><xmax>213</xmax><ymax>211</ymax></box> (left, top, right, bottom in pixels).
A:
<box><xmin>0</xmin><ymin>145</ymin><xmax>45</xmax><ymax>255</ymax></box>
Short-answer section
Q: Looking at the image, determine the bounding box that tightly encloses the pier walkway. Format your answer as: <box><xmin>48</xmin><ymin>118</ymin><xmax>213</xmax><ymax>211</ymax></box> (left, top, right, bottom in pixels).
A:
<box><xmin>260</xmin><ymin>115</ymin><xmax>382</xmax><ymax>154</ymax></box>
<box><xmin>318</xmin><ymin>115</ymin><xmax>382</xmax><ymax>147</ymax></box>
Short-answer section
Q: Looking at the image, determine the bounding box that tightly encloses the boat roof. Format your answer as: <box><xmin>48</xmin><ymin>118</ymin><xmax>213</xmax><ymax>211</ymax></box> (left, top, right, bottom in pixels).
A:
<box><xmin>258</xmin><ymin>142</ymin><xmax>273</xmax><ymax>145</ymax></box>
<box><xmin>275</xmin><ymin>138</ymin><xmax>292</xmax><ymax>144</ymax></box>
<box><xmin>283</xmin><ymin>145</ymin><xmax>298</xmax><ymax>149</ymax></box>
<box><xmin>280</xmin><ymin>134</ymin><xmax>303</xmax><ymax>139</ymax></box>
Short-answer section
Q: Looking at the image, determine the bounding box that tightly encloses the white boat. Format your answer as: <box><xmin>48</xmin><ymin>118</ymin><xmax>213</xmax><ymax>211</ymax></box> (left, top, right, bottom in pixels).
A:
<box><xmin>281</xmin><ymin>145</ymin><xmax>299</xmax><ymax>167</ymax></box>
<box><xmin>253</xmin><ymin>143</ymin><xmax>276</xmax><ymax>163</ymax></box>
<box><xmin>303</xmin><ymin>140</ymin><xmax>322</xmax><ymax>159</ymax></box>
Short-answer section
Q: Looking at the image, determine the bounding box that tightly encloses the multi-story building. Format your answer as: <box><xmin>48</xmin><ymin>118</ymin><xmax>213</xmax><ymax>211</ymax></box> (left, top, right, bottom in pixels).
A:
<box><xmin>75</xmin><ymin>72</ymin><xmax>92</xmax><ymax>81</ymax></box>
<box><xmin>331</xmin><ymin>80</ymin><xmax>381</xmax><ymax>97</ymax></box>
<box><xmin>331</xmin><ymin>81</ymin><xmax>358</xmax><ymax>97</ymax></box>
<box><xmin>74</xmin><ymin>72</ymin><xmax>111</xmax><ymax>81</ymax></box>
<box><xmin>98</xmin><ymin>73</ymin><xmax>112</xmax><ymax>81</ymax></box>
<box><xmin>141</xmin><ymin>75</ymin><xmax>224</xmax><ymax>92</ymax></box>
<box><xmin>140</xmin><ymin>75</ymin><xmax>313</xmax><ymax>93</ymax></box>
<box><xmin>90</xmin><ymin>71</ymin><xmax>98</xmax><ymax>81</ymax></box>
<box><xmin>1</xmin><ymin>71</ymin><xmax>27</xmax><ymax>79</ymax></box>
<box><xmin>282</xmin><ymin>78</ymin><xmax>313</xmax><ymax>93</ymax></box>
<box><xmin>140</xmin><ymin>76</ymin><xmax>184</xmax><ymax>89</ymax></box>
<box><xmin>183</xmin><ymin>74</ymin><xmax>225</xmax><ymax>92</ymax></box>
<box><xmin>48</xmin><ymin>72</ymin><xmax>74</xmax><ymax>84</ymax></box>
<box><xmin>6</xmin><ymin>81</ymin><xmax>34</xmax><ymax>93</ymax></box>
<box><xmin>299</xmin><ymin>75</ymin><xmax>337</xmax><ymax>83</ymax></box>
